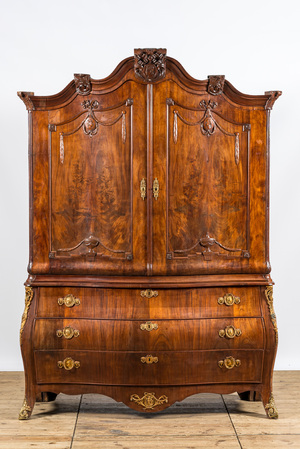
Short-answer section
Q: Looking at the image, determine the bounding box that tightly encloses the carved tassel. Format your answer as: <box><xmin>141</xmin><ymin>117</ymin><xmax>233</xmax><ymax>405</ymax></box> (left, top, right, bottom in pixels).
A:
<box><xmin>235</xmin><ymin>133</ymin><xmax>239</xmax><ymax>165</ymax></box>
<box><xmin>60</xmin><ymin>133</ymin><xmax>64</xmax><ymax>164</ymax></box>
<box><xmin>122</xmin><ymin>111</ymin><xmax>126</xmax><ymax>144</ymax></box>
<box><xmin>173</xmin><ymin>111</ymin><xmax>178</xmax><ymax>144</ymax></box>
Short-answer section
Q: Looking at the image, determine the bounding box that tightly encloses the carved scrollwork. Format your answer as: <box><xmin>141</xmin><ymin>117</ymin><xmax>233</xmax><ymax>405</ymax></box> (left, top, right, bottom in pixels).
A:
<box><xmin>130</xmin><ymin>392</ymin><xmax>168</xmax><ymax>410</ymax></box>
<box><xmin>208</xmin><ymin>75</ymin><xmax>225</xmax><ymax>96</ymax></box>
<box><xmin>264</xmin><ymin>91</ymin><xmax>282</xmax><ymax>110</ymax></box>
<box><xmin>134</xmin><ymin>48</ymin><xmax>166</xmax><ymax>82</ymax></box>
<box><xmin>17</xmin><ymin>91</ymin><xmax>35</xmax><ymax>111</ymax></box>
<box><xmin>74</xmin><ymin>73</ymin><xmax>91</xmax><ymax>95</ymax></box>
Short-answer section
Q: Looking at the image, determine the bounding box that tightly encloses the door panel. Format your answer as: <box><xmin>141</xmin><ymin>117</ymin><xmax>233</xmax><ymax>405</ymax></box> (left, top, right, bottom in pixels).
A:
<box><xmin>48</xmin><ymin>82</ymin><xmax>147</xmax><ymax>275</ymax></box>
<box><xmin>152</xmin><ymin>81</ymin><xmax>260</xmax><ymax>275</ymax></box>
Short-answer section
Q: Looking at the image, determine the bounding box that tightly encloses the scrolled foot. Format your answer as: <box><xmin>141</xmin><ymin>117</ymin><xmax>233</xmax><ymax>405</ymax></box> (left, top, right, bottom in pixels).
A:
<box><xmin>19</xmin><ymin>397</ymin><xmax>32</xmax><ymax>420</ymax></box>
<box><xmin>264</xmin><ymin>393</ymin><xmax>278</xmax><ymax>419</ymax></box>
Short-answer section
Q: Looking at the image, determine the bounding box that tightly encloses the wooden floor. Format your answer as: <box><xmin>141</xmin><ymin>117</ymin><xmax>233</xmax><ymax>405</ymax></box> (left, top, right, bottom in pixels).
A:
<box><xmin>0</xmin><ymin>371</ymin><xmax>299</xmax><ymax>448</ymax></box>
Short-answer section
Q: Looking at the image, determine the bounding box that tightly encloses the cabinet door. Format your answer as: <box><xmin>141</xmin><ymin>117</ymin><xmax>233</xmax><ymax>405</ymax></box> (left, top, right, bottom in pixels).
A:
<box><xmin>47</xmin><ymin>82</ymin><xmax>147</xmax><ymax>275</ymax></box>
<box><xmin>152</xmin><ymin>82</ymin><xmax>266</xmax><ymax>275</ymax></box>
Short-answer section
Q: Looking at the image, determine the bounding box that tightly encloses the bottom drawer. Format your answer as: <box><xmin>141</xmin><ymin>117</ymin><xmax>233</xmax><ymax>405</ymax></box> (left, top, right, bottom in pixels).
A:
<box><xmin>35</xmin><ymin>350</ymin><xmax>263</xmax><ymax>385</ymax></box>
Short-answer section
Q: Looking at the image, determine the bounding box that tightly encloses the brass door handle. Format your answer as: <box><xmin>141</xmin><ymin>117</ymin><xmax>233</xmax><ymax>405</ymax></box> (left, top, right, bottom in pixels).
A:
<box><xmin>219</xmin><ymin>325</ymin><xmax>242</xmax><ymax>339</ymax></box>
<box><xmin>218</xmin><ymin>356</ymin><xmax>241</xmax><ymax>369</ymax></box>
<box><xmin>57</xmin><ymin>357</ymin><xmax>80</xmax><ymax>370</ymax></box>
<box><xmin>141</xmin><ymin>355</ymin><xmax>158</xmax><ymax>364</ymax></box>
<box><xmin>218</xmin><ymin>293</ymin><xmax>240</xmax><ymax>306</ymax></box>
<box><xmin>57</xmin><ymin>294</ymin><xmax>80</xmax><ymax>307</ymax></box>
<box><xmin>56</xmin><ymin>326</ymin><xmax>80</xmax><ymax>339</ymax></box>
<box><xmin>140</xmin><ymin>321</ymin><xmax>158</xmax><ymax>332</ymax></box>
<box><xmin>140</xmin><ymin>178</ymin><xmax>146</xmax><ymax>200</ymax></box>
<box><xmin>140</xmin><ymin>289</ymin><xmax>158</xmax><ymax>298</ymax></box>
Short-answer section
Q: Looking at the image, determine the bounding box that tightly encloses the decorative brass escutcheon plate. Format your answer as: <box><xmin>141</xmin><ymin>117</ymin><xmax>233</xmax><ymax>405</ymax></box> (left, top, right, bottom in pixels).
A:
<box><xmin>219</xmin><ymin>325</ymin><xmax>242</xmax><ymax>339</ymax></box>
<box><xmin>153</xmin><ymin>178</ymin><xmax>159</xmax><ymax>200</ymax></box>
<box><xmin>218</xmin><ymin>356</ymin><xmax>241</xmax><ymax>369</ymax></box>
<box><xmin>57</xmin><ymin>294</ymin><xmax>80</xmax><ymax>308</ymax></box>
<box><xmin>56</xmin><ymin>326</ymin><xmax>80</xmax><ymax>339</ymax></box>
<box><xmin>57</xmin><ymin>357</ymin><xmax>80</xmax><ymax>370</ymax></box>
<box><xmin>218</xmin><ymin>293</ymin><xmax>240</xmax><ymax>306</ymax></box>
<box><xmin>140</xmin><ymin>178</ymin><xmax>146</xmax><ymax>200</ymax></box>
<box><xmin>141</xmin><ymin>355</ymin><xmax>158</xmax><ymax>364</ymax></box>
<box><xmin>140</xmin><ymin>321</ymin><xmax>158</xmax><ymax>332</ymax></box>
<box><xmin>130</xmin><ymin>392</ymin><xmax>168</xmax><ymax>410</ymax></box>
<box><xmin>140</xmin><ymin>289</ymin><xmax>158</xmax><ymax>298</ymax></box>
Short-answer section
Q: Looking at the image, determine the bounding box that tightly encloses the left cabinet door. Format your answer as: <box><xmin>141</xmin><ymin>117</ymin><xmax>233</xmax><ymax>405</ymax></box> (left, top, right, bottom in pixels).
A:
<box><xmin>31</xmin><ymin>82</ymin><xmax>148</xmax><ymax>275</ymax></box>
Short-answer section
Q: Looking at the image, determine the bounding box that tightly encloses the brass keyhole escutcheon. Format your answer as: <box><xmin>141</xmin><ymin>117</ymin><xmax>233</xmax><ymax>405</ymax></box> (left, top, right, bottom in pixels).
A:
<box><xmin>217</xmin><ymin>293</ymin><xmax>240</xmax><ymax>306</ymax></box>
<box><xmin>218</xmin><ymin>356</ymin><xmax>241</xmax><ymax>369</ymax></box>
<box><xmin>219</xmin><ymin>325</ymin><xmax>242</xmax><ymax>339</ymax></box>
<box><xmin>56</xmin><ymin>326</ymin><xmax>80</xmax><ymax>340</ymax></box>
<box><xmin>140</xmin><ymin>178</ymin><xmax>146</xmax><ymax>200</ymax></box>
<box><xmin>140</xmin><ymin>289</ymin><xmax>158</xmax><ymax>298</ymax></box>
<box><xmin>57</xmin><ymin>357</ymin><xmax>80</xmax><ymax>370</ymax></box>
<box><xmin>153</xmin><ymin>178</ymin><xmax>159</xmax><ymax>200</ymax></box>
<box><xmin>140</xmin><ymin>321</ymin><xmax>158</xmax><ymax>332</ymax></box>
<box><xmin>57</xmin><ymin>294</ymin><xmax>80</xmax><ymax>308</ymax></box>
<box><xmin>141</xmin><ymin>355</ymin><xmax>158</xmax><ymax>364</ymax></box>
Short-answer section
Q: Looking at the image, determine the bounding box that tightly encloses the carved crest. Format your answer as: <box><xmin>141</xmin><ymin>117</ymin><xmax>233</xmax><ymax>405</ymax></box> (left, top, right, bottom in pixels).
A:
<box><xmin>134</xmin><ymin>48</ymin><xmax>166</xmax><ymax>82</ymax></box>
<box><xmin>74</xmin><ymin>73</ymin><xmax>91</xmax><ymax>95</ymax></box>
<box><xmin>208</xmin><ymin>75</ymin><xmax>225</xmax><ymax>96</ymax></box>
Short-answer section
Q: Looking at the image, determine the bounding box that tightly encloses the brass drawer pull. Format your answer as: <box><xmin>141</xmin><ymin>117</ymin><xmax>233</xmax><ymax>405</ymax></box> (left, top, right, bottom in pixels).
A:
<box><xmin>130</xmin><ymin>392</ymin><xmax>168</xmax><ymax>409</ymax></box>
<box><xmin>57</xmin><ymin>294</ymin><xmax>80</xmax><ymax>308</ymax></box>
<box><xmin>141</xmin><ymin>355</ymin><xmax>158</xmax><ymax>364</ymax></box>
<box><xmin>140</xmin><ymin>289</ymin><xmax>158</xmax><ymax>298</ymax></box>
<box><xmin>218</xmin><ymin>293</ymin><xmax>240</xmax><ymax>306</ymax></box>
<box><xmin>140</xmin><ymin>178</ymin><xmax>146</xmax><ymax>200</ymax></box>
<box><xmin>57</xmin><ymin>357</ymin><xmax>80</xmax><ymax>370</ymax></box>
<box><xmin>219</xmin><ymin>325</ymin><xmax>242</xmax><ymax>339</ymax></box>
<box><xmin>56</xmin><ymin>326</ymin><xmax>80</xmax><ymax>339</ymax></box>
<box><xmin>218</xmin><ymin>356</ymin><xmax>241</xmax><ymax>369</ymax></box>
<box><xmin>140</xmin><ymin>321</ymin><xmax>158</xmax><ymax>332</ymax></box>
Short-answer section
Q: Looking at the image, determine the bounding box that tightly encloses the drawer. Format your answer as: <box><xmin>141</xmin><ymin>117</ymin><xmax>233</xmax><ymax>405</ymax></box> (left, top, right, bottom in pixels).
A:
<box><xmin>35</xmin><ymin>349</ymin><xmax>263</xmax><ymax>385</ymax></box>
<box><xmin>33</xmin><ymin>317</ymin><xmax>265</xmax><ymax>351</ymax></box>
<box><xmin>37</xmin><ymin>287</ymin><xmax>262</xmax><ymax>319</ymax></box>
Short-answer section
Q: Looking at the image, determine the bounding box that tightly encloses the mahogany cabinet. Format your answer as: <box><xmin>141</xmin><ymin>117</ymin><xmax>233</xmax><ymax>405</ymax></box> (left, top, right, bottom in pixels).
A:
<box><xmin>18</xmin><ymin>49</ymin><xmax>281</xmax><ymax>419</ymax></box>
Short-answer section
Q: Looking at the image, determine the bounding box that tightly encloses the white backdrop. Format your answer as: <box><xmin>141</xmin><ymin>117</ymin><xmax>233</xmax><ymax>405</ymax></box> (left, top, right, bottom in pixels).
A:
<box><xmin>0</xmin><ymin>0</ymin><xmax>299</xmax><ymax>370</ymax></box>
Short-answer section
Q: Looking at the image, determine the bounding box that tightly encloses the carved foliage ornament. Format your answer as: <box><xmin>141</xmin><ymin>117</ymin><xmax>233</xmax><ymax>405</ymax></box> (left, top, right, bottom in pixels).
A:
<box><xmin>74</xmin><ymin>73</ymin><xmax>91</xmax><ymax>95</ymax></box>
<box><xmin>208</xmin><ymin>75</ymin><xmax>225</xmax><ymax>96</ymax></box>
<box><xmin>134</xmin><ymin>48</ymin><xmax>166</xmax><ymax>82</ymax></box>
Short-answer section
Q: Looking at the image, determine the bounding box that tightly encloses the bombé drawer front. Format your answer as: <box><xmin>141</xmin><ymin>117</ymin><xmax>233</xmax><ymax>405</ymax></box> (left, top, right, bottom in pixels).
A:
<box><xmin>33</xmin><ymin>317</ymin><xmax>265</xmax><ymax>351</ymax></box>
<box><xmin>34</xmin><ymin>349</ymin><xmax>263</xmax><ymax>385</ymax></box>
<box><xmin>37</xmin><ymin>286</ymin><xmax>262</xmax><ymax>319</ymax></box>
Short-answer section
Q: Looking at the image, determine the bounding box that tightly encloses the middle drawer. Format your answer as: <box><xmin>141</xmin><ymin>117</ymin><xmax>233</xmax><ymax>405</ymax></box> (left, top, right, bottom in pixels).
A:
<box><xmin>33</xmin><ymin>318</ymin><xmax>264</xmax><ymax>351</ymax></box>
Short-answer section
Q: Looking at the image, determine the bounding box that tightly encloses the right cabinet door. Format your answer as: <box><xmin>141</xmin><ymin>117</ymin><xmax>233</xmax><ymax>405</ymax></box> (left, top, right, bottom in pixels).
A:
<box><xmin>152</xmin><ymin>81</ymin><xmax>268</xmax><ymax>275</ymax></box>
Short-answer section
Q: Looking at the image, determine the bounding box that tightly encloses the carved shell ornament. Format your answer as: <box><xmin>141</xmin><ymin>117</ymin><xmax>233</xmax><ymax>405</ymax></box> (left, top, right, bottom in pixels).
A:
<box><xmin>172</xmin><ymin>100</ymin><xmax>240</xmax><ymax>165</ymax></box>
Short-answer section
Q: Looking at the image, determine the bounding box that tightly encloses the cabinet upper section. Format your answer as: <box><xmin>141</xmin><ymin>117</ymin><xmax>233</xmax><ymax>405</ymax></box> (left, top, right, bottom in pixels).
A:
<box><xmin>18</xmin><ymin>48</ymin><xmax>281</xmax><ymax>112</ymax></box>
<box><xmin>18</xmin><ymin>49</ymin><xmax>281</xmax><ymax>277</ymax></box>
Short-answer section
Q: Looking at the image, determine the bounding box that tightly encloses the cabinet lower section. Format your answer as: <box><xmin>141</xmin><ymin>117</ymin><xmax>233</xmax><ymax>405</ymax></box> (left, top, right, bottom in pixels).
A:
<box><xmin>19</xmin><ymin>281</ymin><xmax>279</xmax><ymax>419</ymax></box>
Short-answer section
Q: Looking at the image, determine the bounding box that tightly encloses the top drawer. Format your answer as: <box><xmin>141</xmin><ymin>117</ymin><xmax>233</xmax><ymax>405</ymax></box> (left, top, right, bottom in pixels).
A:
<box><xmin>37</xmin><ymin>287</ymin><xmax>262</xmax><ymax>319</ymax></box>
